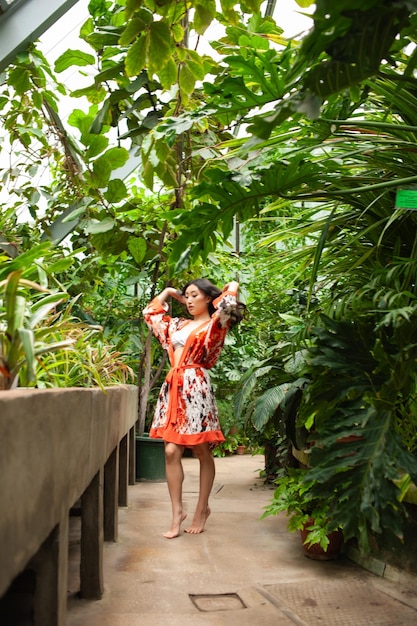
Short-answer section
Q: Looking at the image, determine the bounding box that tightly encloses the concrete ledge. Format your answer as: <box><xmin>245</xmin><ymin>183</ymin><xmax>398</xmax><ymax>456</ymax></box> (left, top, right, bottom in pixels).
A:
<box><xmin>0</xmin><ymin>385</ymin><xmax>138</xmax><ymax>624</ymax></box>
<box><xmin>347</xmin><ymin>546</ymin><xmax>417</xmax><ymax>588</ymax></box>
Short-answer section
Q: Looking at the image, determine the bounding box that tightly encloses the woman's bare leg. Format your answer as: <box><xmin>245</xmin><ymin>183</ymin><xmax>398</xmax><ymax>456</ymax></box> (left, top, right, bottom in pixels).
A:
<box><xmin>185</xmin><ymin>443</ymin><xmax>214</xmax><ymax>534</ymax></box>
<box><xmin>164</xmin><ymin>442</ymin><xmax>186</xmax><ymax>538</ymax></box>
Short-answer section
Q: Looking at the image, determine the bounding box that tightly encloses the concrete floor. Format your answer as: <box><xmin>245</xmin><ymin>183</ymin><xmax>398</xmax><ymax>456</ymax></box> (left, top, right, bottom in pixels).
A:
<box><xmin>67</xmin><ymin>454</ymin><xmax>417</xmax><ymax>625</ymax></box>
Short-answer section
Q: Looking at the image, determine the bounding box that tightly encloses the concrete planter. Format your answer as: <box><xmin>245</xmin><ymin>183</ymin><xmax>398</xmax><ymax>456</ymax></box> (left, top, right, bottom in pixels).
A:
<box><xmin>0</xmin><ymin>385</ymin><xmax>138</xmax><ymax>626</ymax></box>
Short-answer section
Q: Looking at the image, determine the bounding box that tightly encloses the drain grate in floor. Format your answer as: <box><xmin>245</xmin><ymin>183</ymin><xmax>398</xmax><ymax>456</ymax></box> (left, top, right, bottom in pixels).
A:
<box><xmin>190</xmin><ymin>593</ymin><xmax>246</xmax><ymax>612</ymax></box>
<box><xmin>265</xmin><ymin>580</ymin><xmax>417</xmax><ymax>626</ymax></box>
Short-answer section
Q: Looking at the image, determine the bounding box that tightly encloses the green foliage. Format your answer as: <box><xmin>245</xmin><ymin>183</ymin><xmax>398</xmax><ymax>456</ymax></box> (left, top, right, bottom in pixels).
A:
<box><xmin>0</xmin><ymin>271</ymin><xmax>73</xmax><ymax>388</ymax></box>
<box><xmin>36</xmin><ymin>328</ymin><xmax>135</xmax><ymax>389</ymax></box>
<box><xmin>0</xmin><ymin>265</ymin><xmax>136</xmax><ymax>390</ymax></box>
<box><xmin>212</xmin><ymin>433</ymin><xmax>239</xmax><ymax>457</ymax></box>
<box><xmin>262</xmin><ymin>469</ymin><xmax>338</xmax><ymax>550</ymax></box>
<box><xmin>2</xmin><ymin>0</ymin><xmax>417</xmax><ymax>558</ymax></box>
<box><xmin>298</xmin><ymin>315</ymin><xmax>417</xmax><ymax>552</ymax></box>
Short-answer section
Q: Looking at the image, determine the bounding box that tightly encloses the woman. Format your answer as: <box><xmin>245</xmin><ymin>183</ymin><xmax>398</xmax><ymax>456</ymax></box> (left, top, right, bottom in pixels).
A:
<box><xmin>143</xmin><ymin>278</ymin><xmax>244</xmax><ymax>538</ymax></box>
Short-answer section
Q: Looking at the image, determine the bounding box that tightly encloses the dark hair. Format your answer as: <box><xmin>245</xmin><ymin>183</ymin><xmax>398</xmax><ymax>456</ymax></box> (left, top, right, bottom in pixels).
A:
<box><xmin>181</xmin><ymin>278</ymin><xmax>246</xmax><ymax>327</ymax></box>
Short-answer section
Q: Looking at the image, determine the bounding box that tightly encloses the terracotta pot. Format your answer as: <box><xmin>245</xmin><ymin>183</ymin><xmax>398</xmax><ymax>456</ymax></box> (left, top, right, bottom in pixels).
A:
<box><xmin>236</xmin><ymin>445</ymin><xmax>246</xmax><ymax>455</ymax></box>
<box><xmin>300</xmin><ymin>519</ymin><xmax>343</xmax><ymax>560</ymax></box>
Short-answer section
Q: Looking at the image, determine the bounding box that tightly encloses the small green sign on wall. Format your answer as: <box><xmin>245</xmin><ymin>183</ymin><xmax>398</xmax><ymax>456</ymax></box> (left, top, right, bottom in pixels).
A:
<box><xmin>395</xmin><ymin>188</ymin><xmax>417</xmax><ymax>210</ymax></box>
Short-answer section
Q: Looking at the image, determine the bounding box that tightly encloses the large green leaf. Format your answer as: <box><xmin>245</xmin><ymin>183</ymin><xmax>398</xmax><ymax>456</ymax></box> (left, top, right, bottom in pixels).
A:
<box><xmin>169</xmin><ymin>156</ymin><xmax>322</xmax><ymax>268</ymax></box>
<box><xmin>18</xmin><ymin>328</ymin><xmax>36</xmax><ymax>382</ymax></box>
<box><xmin>84</xmin><ymin>218</ymin><xmax>115</xmax><ymax>234</ymax></box>
<box><xmin>194</xmin><ymin>1</ymin><xmax>216</xmax><ymax>35</ymax></box>
<box><xmin>233</xmin><ymin>362</ymin><xmax>273</xmax><ymax>420</ymax></box>
<box><xmin>128</xmin><ymin>237</ymin><xmax>147</xmax><ymax>263</ymax></box>
<box><xmin>119</xmin><ymin>17</ymin><xmax>149</xmax><ymax>46</ymax></box>
<box><xmin>4</xmin><ymin>271</ymin><xmax>23</xmax><ymax>334</ymax></box>
<box><xmin>158</xmin><ymin>58</ymin><xmax>177</xmax><ymax>89</ymax></box>
<box><xmin>104</xmin><ymin>179</ymin><xmax>128</xmax><ymax>203</ymax></box>
<box><xmin>103</xmin><ymin>147</ymin><xmax>130</xmax><ymax>169</ymax></box>
<box><xmin>148</xmin><ymin>21</ymin><xmax>174</xmax><ymax>76</ymax></box>
<box><xmin>125</xmin><ymin>36</ymin><xmax>148</xmax><ymax>77</ymax></box>
<box><xmin>179</xmin><ymin>64</ymin><xmax>196</xmax><ymax>96</ymax></box>
<box><xmin>54</xmin><ymin>49</ymin><xmax>95</xmax><ymax>73</ymax></box>
<box><xmin>252</xmin><ymin>385</ymin><xmax>287</xmax><ymax>431</ymax></box>
<box><xmin>29</xmin><ymin>295</ymin><xmax>66</xmax><ymax>329</ymax></box>
<box><xmin>92</xmin><ymin>156</ymin><xmax>113</xmax><ymax>187</ymax></box>
<box><xmin>7</xmin><ymin>67</ymin><xmax>31</xmax><ymax>94</ymax></box>
<box><xmin>85</xmin><ymin>135</ymin><xmax>109</xmax><ymax>158</ymax></box>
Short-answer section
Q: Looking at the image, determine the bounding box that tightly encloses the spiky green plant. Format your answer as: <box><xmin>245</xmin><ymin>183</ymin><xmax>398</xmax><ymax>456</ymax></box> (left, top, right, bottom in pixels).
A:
<box><xmin>0</xmin><ymin>271</ymin><xmax>74</xmax><ymax>389</ymax></box>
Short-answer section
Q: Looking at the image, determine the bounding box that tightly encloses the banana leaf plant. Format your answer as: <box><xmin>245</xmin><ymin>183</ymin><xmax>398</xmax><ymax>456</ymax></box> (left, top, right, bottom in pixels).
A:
<box><xmin>0</xmin><ymin>270</ymin><xmax>74</xmax><ymax>390</ymax></box>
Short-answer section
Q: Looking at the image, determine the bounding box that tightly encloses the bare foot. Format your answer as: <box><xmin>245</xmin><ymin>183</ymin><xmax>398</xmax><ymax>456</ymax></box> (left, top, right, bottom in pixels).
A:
<box><xmin>163</xmin><ymin>513</ymin><xmax>187</xmax><ymax>539</ymax></box>
<box><xmin>184</xmin><ymin>507</ymin><xmax>211</xmax><ymax>534</ymax></box>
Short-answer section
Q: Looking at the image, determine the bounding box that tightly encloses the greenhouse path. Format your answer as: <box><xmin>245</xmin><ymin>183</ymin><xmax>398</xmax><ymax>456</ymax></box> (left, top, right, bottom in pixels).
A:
<box><xmin>67</xmin><ymin>454</ymin><xmax>417</xmax><ymax>626</ymax></box>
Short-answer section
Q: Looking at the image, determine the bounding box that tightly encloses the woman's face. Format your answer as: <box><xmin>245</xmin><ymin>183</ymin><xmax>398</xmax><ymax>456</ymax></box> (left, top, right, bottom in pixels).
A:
<box><xmin>184</xmin><ymin>284</ymin><xmax>211</xmax><ymax>317</ymax></box>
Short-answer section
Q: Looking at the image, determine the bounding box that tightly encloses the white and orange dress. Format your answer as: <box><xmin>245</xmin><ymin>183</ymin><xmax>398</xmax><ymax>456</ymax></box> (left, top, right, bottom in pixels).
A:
<box><xmin>142</xmin><ymin>288</ymin><xmax>239</xmax><ymax>446</ymax></box>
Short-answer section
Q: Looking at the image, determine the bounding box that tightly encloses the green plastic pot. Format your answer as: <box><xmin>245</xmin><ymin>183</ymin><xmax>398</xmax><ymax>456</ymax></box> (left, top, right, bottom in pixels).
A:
<box><xmin>135</xmin><ymin>434</ymin><xmax>166</xmax><ymax>481</ymax></box>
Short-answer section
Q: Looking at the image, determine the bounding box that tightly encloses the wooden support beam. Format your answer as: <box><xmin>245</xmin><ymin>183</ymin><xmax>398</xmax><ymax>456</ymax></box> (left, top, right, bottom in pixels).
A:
<box><xmin>80</xmin><ymin>469</ymin><xmax>104</xmax><ymax>600</ymax></box>
<box><xmin>118</xmin><ymin>434</ymin><xmax>129</xmax><ymax>507</ymax></box>
<box><xmin>31</xmin><ymin>512</ymin><xmax>69</xmax><ymax>626</ymax></box>
<box><xmin>104</xmin><ymin>447</ymin><xmax>119</xmax><ymax>542</ymax></box>
<box><xmin>129</xmin><ymin>425</ymin><xmax>136</xmax><ymax>485</ymax></box>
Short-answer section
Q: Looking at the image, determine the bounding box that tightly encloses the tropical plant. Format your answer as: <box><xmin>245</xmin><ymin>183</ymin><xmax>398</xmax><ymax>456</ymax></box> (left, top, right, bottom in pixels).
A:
<box><xmin>0</xmin><ymin>265</ymin><xmax>135</xmax><ymax>390</ymax></box>
<box><xmin>2</xmin><ymin>0</ymin><xmax>417</xmax><ymax>557</ymax></box>
<box><xmin>262</xmin><ymin>468</ymin><xmax>339</xmax><ymax>551</ymax></box>
<box><xmin>212</xmin><ymin>433</ymin><xmax>239</xmax><ymax>457</ymax></box>
<box><xmin>35</xmin><ymin>326</ymin><xmax>135</xmax><ymax>389</ymax></box>
<box><xmin>0</xmin><ymin>270</ymin><xmax>74</xmax><ymax>389</ymax></box>
<box><xmin>157</xmin><ymin>0</ymin><xmax>416</xmax><ymax>270</ymax></box>
<box><xmin>296</xmin><ymin>315</ymin><xmax>417</xmax><ymax>553</ymax></box>
<box><xmin>232</xmin><ymin>277</ymin><xmax>313</xmax><ymax>480</ymax></box>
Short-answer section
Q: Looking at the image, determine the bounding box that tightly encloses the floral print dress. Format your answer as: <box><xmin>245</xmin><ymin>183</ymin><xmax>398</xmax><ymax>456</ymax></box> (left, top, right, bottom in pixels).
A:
<box><xmin>142</xmin><ymin>288</ymin><xmax>238</xmax><ymax>446</ymax></box>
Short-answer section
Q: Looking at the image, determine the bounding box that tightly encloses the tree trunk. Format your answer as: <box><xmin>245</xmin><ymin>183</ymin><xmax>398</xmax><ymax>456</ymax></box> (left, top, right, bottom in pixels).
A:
<box><xmin>137</xmin><ymin>330</ymin><xmax>152</xmax><ymax>435</ymax></box>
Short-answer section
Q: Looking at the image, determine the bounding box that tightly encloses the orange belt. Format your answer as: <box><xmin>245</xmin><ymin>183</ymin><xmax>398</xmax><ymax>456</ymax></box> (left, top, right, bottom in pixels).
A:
<box><xmin>165</xmin><ymin>363</ymin><xmax>203</xmax><ymax>426</ymax></box>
